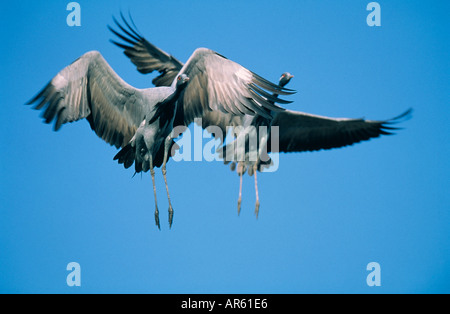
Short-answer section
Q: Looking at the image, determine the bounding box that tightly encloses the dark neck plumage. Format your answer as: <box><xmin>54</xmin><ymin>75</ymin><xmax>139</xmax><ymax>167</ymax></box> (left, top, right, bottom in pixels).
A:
<box><xmin>167</xmin><ymin>84</ymin><xmax>185</xmax><ymax>104</ymax></box>
<box><xmin>148</xmin><ymin>86</ymin><xmax>185</xmax><ymax>128</ymax></box>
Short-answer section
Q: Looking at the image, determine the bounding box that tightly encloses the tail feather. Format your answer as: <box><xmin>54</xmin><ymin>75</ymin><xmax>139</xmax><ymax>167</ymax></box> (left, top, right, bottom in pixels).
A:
<box><xmin>113</xmin><ymin>139</ymin><xmax>179</xmax><ymax>173</ymax></box>
<box><xmin>113</xmin><ymin>143</ymin><xmax>135</xmax><ymax>169</ymax></box>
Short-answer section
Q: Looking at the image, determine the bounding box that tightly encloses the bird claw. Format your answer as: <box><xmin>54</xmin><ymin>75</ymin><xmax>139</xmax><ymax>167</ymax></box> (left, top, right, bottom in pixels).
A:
<box><xmin>237</xmin><ymin>199</ymin><xmax>242</xmax><ymax>216</ymax></box>
<box><xmin>255</xmin><ymin>201</ymin><xmax>260</xmax><ymax>219</ymax></box>
<box><xmin>154</xmin><ymin>207</ymin><xmax>161</xmax><ymax>230</ymax></box>
<box><xmin>168</xmin><ymin>205</ymin><xmax>174</xmax><ymax>228</ymax></box>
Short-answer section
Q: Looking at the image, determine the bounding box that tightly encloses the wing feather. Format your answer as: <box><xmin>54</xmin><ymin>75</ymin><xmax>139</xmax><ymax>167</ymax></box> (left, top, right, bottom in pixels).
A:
<box><xmin>176</xmin><ymin>48</ymin><xmax>295</xmax><ymax>125</ymax></box>
<box><xmin>27</xmin><ymin>51</ymin><xmax>147</xmax><ymax>148</ymax></box>
<box><xmin>109</xmin><ymin>15</ymin><xmax>295</xmax><ymax>127</ymax></box>
<box><xmin>270</xmin><ymin>109</ymin><xmax>412</xmax><ymax>153</ymax></box>
<box><xmin>108</xmin><ymin>13</ymin><xmax>184</xmax><ymax>87</ymax></box>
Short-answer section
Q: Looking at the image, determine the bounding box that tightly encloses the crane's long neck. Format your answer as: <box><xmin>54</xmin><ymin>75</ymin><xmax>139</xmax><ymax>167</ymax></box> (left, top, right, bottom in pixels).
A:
<box><xmin>148</xmin><ymin>86</ymin><xmax>185</xmax><ymax>129</ymax></box>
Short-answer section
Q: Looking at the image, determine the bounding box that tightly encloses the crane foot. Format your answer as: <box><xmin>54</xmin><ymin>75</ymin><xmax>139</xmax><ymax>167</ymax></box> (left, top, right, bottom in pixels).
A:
<box><xmin>255</xmin><ymin>201</ymin><xmax>260</xmax><ymax>219</ymax></box>
<box><xmin>154</xmin><ymin>207</ymin><xmax>161</xmax><ymax>230</ymax></box>
<box><xmin>168</xmin><ymin>205</ymin><xmax>174</xmax><ymax>229</ymax></box>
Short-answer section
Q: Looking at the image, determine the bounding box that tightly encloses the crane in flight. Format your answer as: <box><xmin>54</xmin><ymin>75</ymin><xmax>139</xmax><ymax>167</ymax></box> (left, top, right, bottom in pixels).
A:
<box><xmin>108</xmin><ymin>14</ymin><xmax>412</xmax><ymax>219</ymax></box>
<box><xmin>27</xmin><ymin>17</ymin><xmax>295</xmax><ymax>229</ymax></box>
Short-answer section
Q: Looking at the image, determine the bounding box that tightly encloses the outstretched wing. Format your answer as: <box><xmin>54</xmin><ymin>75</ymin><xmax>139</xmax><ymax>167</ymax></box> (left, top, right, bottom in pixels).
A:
<box><xmin>108</xmin><ymin>13</ymin><xmax>183</xmax><ymax>87</ymax></box>
<box><xmin>270</xmin><ymin>108</ymin><xmax>412</xmax><ymax>153</ymax></box>
<box><xmin>176</xmin><ymin>48</ymin><xmax>295</xmax><ymax>125</ymax></box>
<box><xmin>27</xmin><ymin>51</ymin><xmax>147</xmax><ymax>148</ymax></box>
<box><xmin>109</xmin><ymin>14</ymin><xmax>295</xmax><ymax>126</ymax></box>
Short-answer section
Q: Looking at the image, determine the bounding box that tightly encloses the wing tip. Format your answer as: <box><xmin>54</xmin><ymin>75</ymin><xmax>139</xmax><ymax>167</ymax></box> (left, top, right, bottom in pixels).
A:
<box><xmin>380</xmin><ymin>108</ymin><xmax>413</xmax><ymax>130</ymax></box>
<box><xmin>108</xmin><ymin>12</ymin><xmax>143</xmax><ymax>47</ymax></box>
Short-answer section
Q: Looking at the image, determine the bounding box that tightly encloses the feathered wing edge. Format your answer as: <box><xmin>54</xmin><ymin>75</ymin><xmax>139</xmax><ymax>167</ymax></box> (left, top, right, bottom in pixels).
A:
<box><xmin>270</xmin><ymin>108</ymin><xmax>413</xmax><ymax>153</ymax></box>
<box><xmin>108</xmin><ymin>12</ymin><xmax>184</xmax><ymax>87</ymax></box>
<box><xmin>26</xmin><ymin>50</ymin><xmax>146</xmax><ymax>149</ymax></box>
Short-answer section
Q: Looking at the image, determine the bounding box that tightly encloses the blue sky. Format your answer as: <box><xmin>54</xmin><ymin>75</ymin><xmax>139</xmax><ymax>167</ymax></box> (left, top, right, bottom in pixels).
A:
<box><xmin>0</xmin><ymin>0</ymin><xmax>449</xmax><ymax>293</ymax></box>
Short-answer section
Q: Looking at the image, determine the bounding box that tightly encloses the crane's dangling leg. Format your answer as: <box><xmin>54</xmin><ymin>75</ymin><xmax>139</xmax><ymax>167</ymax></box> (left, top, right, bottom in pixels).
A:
<box><xmin>253</xmin><ymin>133</ymin><xmax>269</xmax><ymax>219</ymax></box>
<box><xmin>149</xmin><ymin>156</ymin><xmax>160</xmax><ymax>230</ymax></box>
<box><xmin>237</xmin><ymin>161</ymin><xmax>244</xmax><ymax>215</ymax></box>
<box><xmin>253</xmin><ymin>163</ymin><xmax>260</xmax><ymax>218</ymax></box>
<box><xmin>162</xmin><ymin>136</ymin><xmax>174</xmax><ymax>228</ymax></box>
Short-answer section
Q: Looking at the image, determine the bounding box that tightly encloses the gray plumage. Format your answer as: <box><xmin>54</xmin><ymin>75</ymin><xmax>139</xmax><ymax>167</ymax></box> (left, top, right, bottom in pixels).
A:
<box><xmin>109</xmin><ymin>14</ymin><xmax>412</xmax><ymax>217</ymax></box>
<box><xmin>109</xmin><ymin>15</ymin><xmax>410</xmax><ymax>161</ymax></box>
<box><xmin>27</xmin><ymin>21</ymin><xmax>296</xmax><ymax>228</ymax></box>
<box><xmin>28</xmin><ymin>51</ymin><xmax>187</xmax><ymax>169</ymax></box>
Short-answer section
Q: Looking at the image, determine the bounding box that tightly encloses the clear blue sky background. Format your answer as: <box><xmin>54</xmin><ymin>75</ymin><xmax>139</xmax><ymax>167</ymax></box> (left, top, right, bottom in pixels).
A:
<box><xmin>0</xmin><ymin>0</ymin><xmax>448</xmax><ymax>293</ymax></box>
